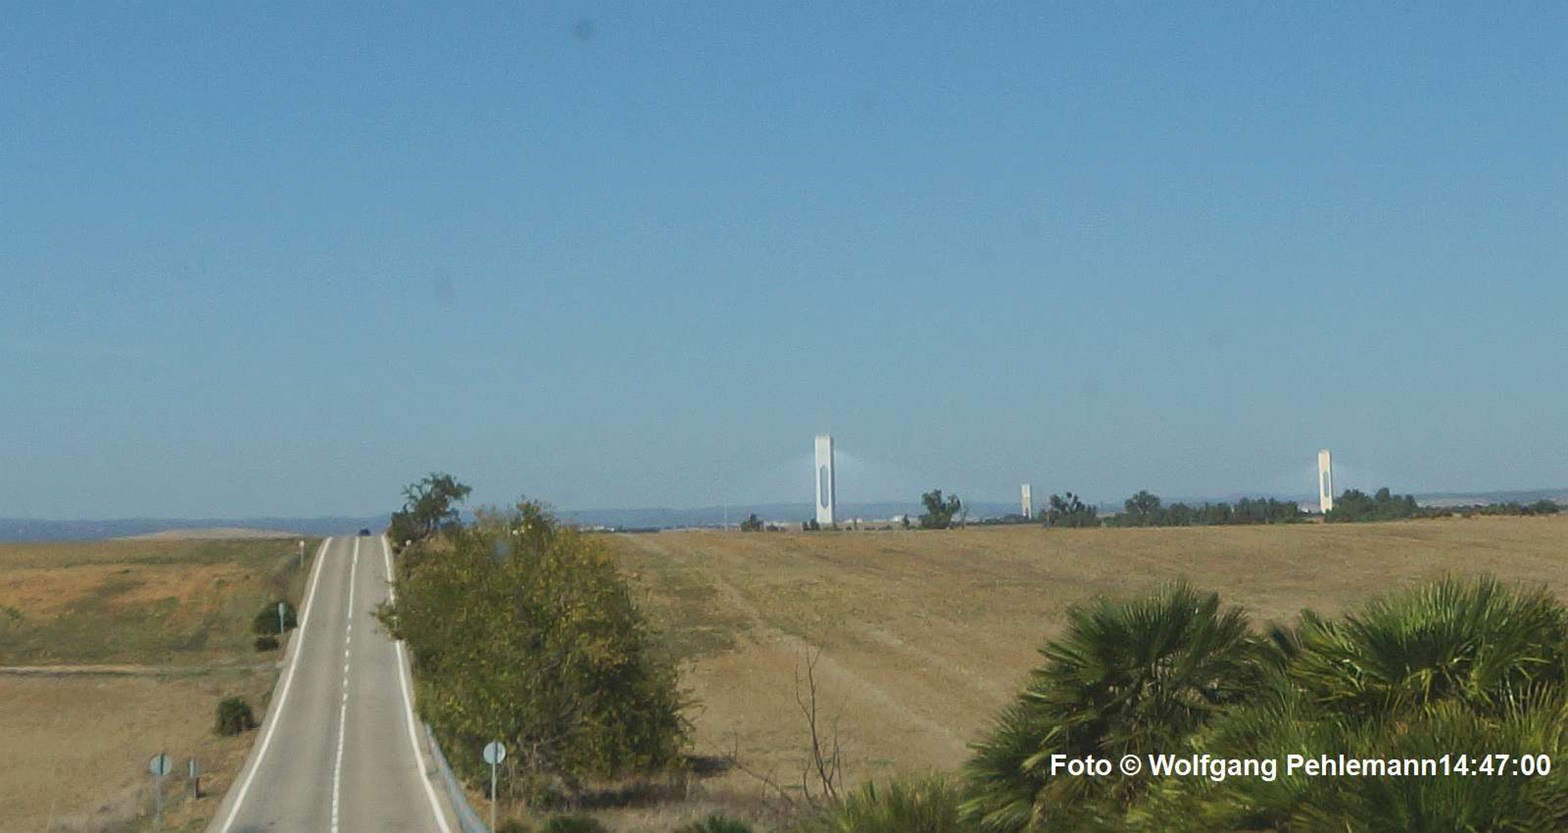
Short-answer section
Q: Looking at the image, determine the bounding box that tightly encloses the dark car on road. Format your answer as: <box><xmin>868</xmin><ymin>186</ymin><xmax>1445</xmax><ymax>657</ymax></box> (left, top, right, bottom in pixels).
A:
<box><xmin>358</xmin><ymin>528</ymin><xmax>372</xmax><ymax>536</ymax></box>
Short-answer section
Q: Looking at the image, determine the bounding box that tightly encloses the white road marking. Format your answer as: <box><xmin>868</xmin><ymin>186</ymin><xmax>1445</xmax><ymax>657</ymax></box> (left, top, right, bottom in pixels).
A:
<box><xmin>330</xmin><ymin>537</ymin><xmax>360</xmax><ymax>833</ymax></box>
<box><xmin>214</xmin><ymin>537</ymin><xmax>333</xmax><ymax>833</ymax></box>
<box><xmin>383</xmin><ymin>534</ymin><xmax>456</xmax><ymax>833</ymax></box>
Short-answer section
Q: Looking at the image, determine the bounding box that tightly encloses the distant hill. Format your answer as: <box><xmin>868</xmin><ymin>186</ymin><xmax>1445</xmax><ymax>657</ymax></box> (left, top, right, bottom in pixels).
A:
<box><xmin>0</xmin><ymin>516</ymin><xmax>386</xmax><ymax>542</ymax></box>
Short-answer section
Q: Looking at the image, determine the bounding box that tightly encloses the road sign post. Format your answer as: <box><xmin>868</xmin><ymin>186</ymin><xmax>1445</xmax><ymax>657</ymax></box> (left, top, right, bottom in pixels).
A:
<box><xmin>148</xmin><ymin>752</ymin><xmax>172</xmax><ymax>828</ymax></box>
<box><xmin>483</xmin><ymin>740</ymin><xmax>507</xmax><ymax>832</ymax></box>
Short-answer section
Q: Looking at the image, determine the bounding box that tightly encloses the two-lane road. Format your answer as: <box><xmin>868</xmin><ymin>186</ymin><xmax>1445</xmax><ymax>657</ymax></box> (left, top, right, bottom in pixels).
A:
<box><xmin>209</xmin><ymin>536</ymin><xmax>456</xmax><ymax>832</ymax></box>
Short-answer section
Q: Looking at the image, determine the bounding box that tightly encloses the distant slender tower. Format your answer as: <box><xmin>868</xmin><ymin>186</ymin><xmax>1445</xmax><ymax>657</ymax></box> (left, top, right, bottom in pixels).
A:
<box><xmin>1020</xmin><ymin>483</ymin><xmax>1033</xmax><ymax>519</ymax></box>
<box><xmin>815</xmin><ymin>434</ymin><xmax>836</xmax><ymax>526</ymax></box>
<box><xmin>1318</xmin><ymin>449</ymin><xmax>1335</xmax><ymax>513</ymax></box>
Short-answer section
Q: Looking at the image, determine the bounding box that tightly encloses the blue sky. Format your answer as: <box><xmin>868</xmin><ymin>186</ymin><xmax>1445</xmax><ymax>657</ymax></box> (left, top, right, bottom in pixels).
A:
<box><xmin>3</xmin><ymin>4</ymin><xmax>1564</xmax><ymax>518</ymax></box>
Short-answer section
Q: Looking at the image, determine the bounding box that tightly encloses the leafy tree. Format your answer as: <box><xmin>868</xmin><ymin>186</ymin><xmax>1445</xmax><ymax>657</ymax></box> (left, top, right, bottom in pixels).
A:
<box><xmin>740</xmin><ymin>513</ymin><xmax>764</xmax><ymax>532</ymax></box>
<box><xmin>1122</xmin><ymin>490</ymin><xmax>1162</xmax><ymax>526</ymax></box>
<box><xmin>379</xmin><ymin>502</ymin><xmax>687</xmax><ymax>799</ymax></box>
<box><xmin>1042</xmin><ymin>492</ymin><xmax>1099</xmax><ymax>528</ymax></box>
<box><xmin>919</xmin><ymin>490</ymin><xmax>964</xmax><ymax>530</ymax></box>
<box><xmin>393</xmin><ymin>472</ymin><xmax>473</xmax><ymax>541</ymax></box>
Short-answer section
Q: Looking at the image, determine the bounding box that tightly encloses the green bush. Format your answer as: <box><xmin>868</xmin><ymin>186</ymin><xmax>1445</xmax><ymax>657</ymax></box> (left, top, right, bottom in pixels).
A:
<box><xmin>541</xmin><ymin>815</ymin><xmax>610</xmax><ymax>833</ymax></box>
<box><xmin>254</xmin><ymin>634</ymin><xmax>280</xmax><ymax>652</ymax></box>
<box><xmin>676</xmin><ymin>815</ymin><xmax>752</xmax><ymax>833</ymax></box>
<box><xmin>251</xmin><ymin>600</ymin><xmax>298</xmax><ymax>636</ymax></box>
<box><xmin>215</xmin><ymin>697</ymin><xmax>257</xmax><ymax>736</ymax></box>
<box><xmin>803</xmin><ymin>778</ymin><xmax>971</xmax><ymax>833</ymax></box>
<box><xmin>497</xmin><ymin>820</ymin><xmax>534</xmax><ymax>833</ymax></box>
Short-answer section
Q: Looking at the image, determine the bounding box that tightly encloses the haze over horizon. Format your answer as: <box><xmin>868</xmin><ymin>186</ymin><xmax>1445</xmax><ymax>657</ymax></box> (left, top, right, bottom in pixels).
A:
<box><xmin>4</xmin><ymin>5</ymin><xmax>1565</xmax><ymax>520</ymax></box>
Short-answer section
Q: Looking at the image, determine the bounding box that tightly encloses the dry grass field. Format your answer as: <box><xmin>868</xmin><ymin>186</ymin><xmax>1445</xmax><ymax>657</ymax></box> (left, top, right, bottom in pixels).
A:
<box><xmin>0</xmin><ymin>537</ymin><xmax>314</xmax><ymax>832</ymax></box>
<box><xmin>0</xmin><ymin>672</ymin><xmax>275</xmax><ymax>833</ymax></box>
<box><xmin>605</xmin><ymin>516</ymin><xmax>1568</xmax><ymax>828</ymax></box>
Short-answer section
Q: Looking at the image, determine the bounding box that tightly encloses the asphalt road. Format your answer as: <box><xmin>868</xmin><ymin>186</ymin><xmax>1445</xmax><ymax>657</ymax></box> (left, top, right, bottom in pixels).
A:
<box><xmin>208</xmin><ymin>536</ymin><xmax>457</xmax><ymax>833</ymax></box>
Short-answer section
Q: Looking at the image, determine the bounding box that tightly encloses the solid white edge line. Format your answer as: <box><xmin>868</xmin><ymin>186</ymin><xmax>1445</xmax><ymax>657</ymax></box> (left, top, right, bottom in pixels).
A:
<box><xmin>383</xmin><ymin>534</ymin><xmax>456</xmax><ymax>833</ymax></box>
<box><xmin>213</xmin><ymin>536</ymin><xmax>333</xmax><ymax>833</ymax></box>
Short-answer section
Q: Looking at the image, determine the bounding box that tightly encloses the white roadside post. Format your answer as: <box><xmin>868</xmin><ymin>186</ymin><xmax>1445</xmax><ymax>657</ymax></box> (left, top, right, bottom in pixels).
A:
<box><xmin>148</xmin><ymin>752</ymin><xmax>172</xmax><ymax>828</ymax></box>
<box><xmin>277</xmin><ymin>601</ymin><xmax>287</xmax><ymax>636</ymax></box>
<box><xmin>483</xmin><ymin>740</ymin><xmax>507</xmax><ymax>832</ymax></box>
<box><xmin>298</xmin><ymin>538</ymin><xmax>305</xmax><ymax>570</ymax></box>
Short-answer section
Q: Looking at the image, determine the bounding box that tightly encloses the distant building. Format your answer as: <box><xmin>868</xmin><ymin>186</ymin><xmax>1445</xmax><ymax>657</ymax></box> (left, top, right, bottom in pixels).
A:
<box><xmin>1318</xmin><ymin>449</ymin><xmax>1334</xmax><ymax>513</ymax></box>
<box><xmin>815</xmin><ymin>434</ymin><xmax>836</xmax><ymax>526</ymax></box>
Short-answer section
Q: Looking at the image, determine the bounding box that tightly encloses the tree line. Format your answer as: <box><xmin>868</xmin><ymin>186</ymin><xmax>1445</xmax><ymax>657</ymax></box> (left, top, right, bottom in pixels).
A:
<box><xmin>1106</xmin><ymin>489</ymin><xmax>1302</xmax><ymax>527</ymax></box>
<box><xmin>1328</xmin><ymin>486</ymin><xmax>1559</xmax><ymax>522</ymax></box>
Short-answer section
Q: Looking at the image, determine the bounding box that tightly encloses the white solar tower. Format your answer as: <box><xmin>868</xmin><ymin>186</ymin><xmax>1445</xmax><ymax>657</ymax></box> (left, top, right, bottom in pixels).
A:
<box><xmin>1318</xmin><ymin>449</ymin><xmax>1335</xmax><ymax>513</ymax></box>
<box><xmin>814</xmin><ymin>434</ymin><xmax>836</xmax><ymax>526</ymax></box>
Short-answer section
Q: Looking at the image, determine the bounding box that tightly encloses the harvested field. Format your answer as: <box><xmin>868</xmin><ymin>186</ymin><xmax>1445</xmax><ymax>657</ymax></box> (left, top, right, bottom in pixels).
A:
<box><xmin>0</xmin><ymin>672</ymin><xmax>274</xmax><ymax>833</ymax></box>
<box><xmin>607</xmin><ymin>516</ymin><xmax>1568</xmax><ymax>823</ymax></box>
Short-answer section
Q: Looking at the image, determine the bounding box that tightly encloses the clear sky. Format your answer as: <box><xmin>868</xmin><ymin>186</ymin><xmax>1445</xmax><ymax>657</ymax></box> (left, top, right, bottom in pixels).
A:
<box><xmin>4</xmin><ymin>4</ymin><xmax>1565</xmax><ymax>519</ymax></box>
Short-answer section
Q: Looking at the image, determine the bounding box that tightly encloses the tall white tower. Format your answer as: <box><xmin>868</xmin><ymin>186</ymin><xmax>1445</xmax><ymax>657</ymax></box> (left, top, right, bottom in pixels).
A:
<box><xmin>1318</xmin><ymin>449</ymin><xmax>1335</xmax><ymax>513</ymax></box>
<box><xmin>1020</xmin><ymin>483</ymin><xmax>1033</xmax><ymax>519</ymax></box>
<box><xmin>814</xmin><ymin>434</ymin><xmax>836</xmax><ymax>526</ymax></box>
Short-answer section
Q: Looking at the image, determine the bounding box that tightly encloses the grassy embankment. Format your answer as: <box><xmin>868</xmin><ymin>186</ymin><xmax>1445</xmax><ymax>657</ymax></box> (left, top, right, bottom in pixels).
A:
<box><xmin>0</xmin><ymin>537</ymin><xmax>318</xmax><ymax>833</ymax></box>
<box><xmin>594</xmin><ymin>515</ymin><xmax>1568</xmax><ymax>831</ymax></box>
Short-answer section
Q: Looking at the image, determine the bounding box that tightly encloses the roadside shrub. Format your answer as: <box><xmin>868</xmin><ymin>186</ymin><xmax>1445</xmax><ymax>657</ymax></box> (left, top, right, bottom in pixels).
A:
<box><xmin>541</xmin><ymin>815</ymin><xmax>611</xmax><ymax>833</ymax></box>
<box><xmin>497</xmin><ymin>821</ymin><xmax>534</xmax><ymax>833</ymax></box>
<box><xmin>253</xmin><ymin>635</ymin><xmax>280</xmax><ymax>652</ymax></box>
<box><xmin>677</xmin><ymin>815</ymin><xmax>752</xmax><ymax>833</ymax></box>
<box><xmin>215</xmin><ymin>697</ymin><xmax>257</xmax><ymax>736</ymax></box>
<box><xmin>251</xmin><ymin>600</ymin><xmax>298</xmax><ymax>636</ymax></box>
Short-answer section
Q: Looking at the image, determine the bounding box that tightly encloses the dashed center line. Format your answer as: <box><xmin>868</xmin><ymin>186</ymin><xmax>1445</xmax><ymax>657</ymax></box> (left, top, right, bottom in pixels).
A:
<box><xmin>330</xmin><ymin>536</ymin><xmax>360</xmax><ymax>833</ymax></box>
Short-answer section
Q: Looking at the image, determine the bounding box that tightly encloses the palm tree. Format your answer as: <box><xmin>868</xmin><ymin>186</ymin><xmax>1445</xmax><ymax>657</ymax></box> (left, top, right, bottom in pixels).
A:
<box><xmin>1290</xmin><ymin>697</ymin><xmax>1568</xmax><ymax>832</ymax></box>
<box><xmin>1151</xmin><ymin>575</ymin><xmax>1568</xmax><ymax>833</ymax></box>
<box><xmin>961</xmin><ymin>582</ymin><xmax>1265</xmax><ymax>833</ymax></box>
<box><xmin>1291</xmin><ymin>574</ymin><xmax>1568</xmax><ymax>719</ymax></box>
